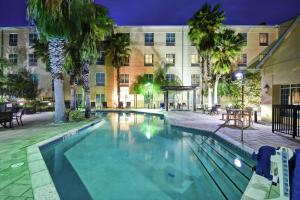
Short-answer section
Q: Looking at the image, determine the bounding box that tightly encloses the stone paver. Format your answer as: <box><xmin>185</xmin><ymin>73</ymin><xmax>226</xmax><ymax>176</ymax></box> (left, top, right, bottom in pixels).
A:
<box><xmin>165</xmin><ymin>111</ymin><xmax>300</xmax><ymax>151</ymax></box>
<box><xmin>0</xmin><ymin>112</ymin><xmax>95</xmax><ymax>200</ymax></box>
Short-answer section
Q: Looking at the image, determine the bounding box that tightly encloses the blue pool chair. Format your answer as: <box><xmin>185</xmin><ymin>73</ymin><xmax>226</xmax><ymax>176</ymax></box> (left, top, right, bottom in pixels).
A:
<box><xmin>252</xmin><ymin>145</ymin><xmax>276</xmax><ymax>180</ymax></box>
<box><xmin>291</xmin><ymin>149</ymin><xmax>300</xmax><ymax>200</ymax></box>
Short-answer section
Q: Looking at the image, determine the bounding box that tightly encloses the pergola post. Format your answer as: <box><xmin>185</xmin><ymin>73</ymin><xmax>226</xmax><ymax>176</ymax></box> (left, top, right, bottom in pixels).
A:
<box><xmin>187</xmin><ymin>91</ymin><xmax>190</xmax><ymax>110</ymax></box>
<box><xmin>193</xmin><ymin>89</ymin><xmax>196</xmax><ymax>112</ymax></box>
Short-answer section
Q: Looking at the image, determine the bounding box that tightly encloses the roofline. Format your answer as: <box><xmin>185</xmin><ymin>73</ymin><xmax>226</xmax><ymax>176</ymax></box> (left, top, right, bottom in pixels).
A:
<box><xmin>0</xmin><ymin>26</ymin><xmax>35</xmax><ymax>30</ymax></box>
<box><xmin>256</xmin><ymin>16</ymin><xmax>300</xmax><ymax>69</ymax></box>
<box><xmin>118</xmin><ymin>25</ymin><xmax>278</xmax><ymax>29</ymax></box>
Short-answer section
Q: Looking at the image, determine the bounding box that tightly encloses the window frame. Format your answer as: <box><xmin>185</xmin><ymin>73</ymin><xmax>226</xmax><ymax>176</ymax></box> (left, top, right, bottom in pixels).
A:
<box><xmin>120</xmin><ymin>74</ymin><xmax>129</xmax><ymax>84</ymax></box>
<box><xmin>259</xmin><ymin>33</ymin><xmax>269</xmax><ymax>46</ymax></box>
<box><xmin>95</xmin><ymin>72</ymin><xmax>105</xmax><ymax>86</ymax></box>
<box><xmin>237</xmin><ymin>53</ymin><xmax>247</xmax><ymax>67</ymax></box>
<box><xmin>166</xmin><ymin>33</ymin><xmax>175</xmax><ymax>46</ymax></box>
<box><xmin>191</xmin><ymin>74</ymin><xmax>201</xmax><ymax>86</ymax></box>
<box><xmin>96</xmin><ymin>51</ymin><xmax>105</xmax><ymax>65</ymax></box>
<box><xmin>166</xmin><ymin>54</ymin><xmax>175</xmax><ymax>66</ymax></box>
<box><xmin>28</xmin><ymin>53</ymin><xmax>38</xmax><ymax>66</ymax></box>
<box><xmin>144</xmin><ymin>54</ymin><xmax>154</xmax><ymax>66</ymax></box>
<box><xmin>166</xmin><ymin>74</ymin><xmax>175</xmax><ymax>82</ymax></box>
<box><xmin>9</xmin><ymin>33</ymin><xmax>18</xmax><ymax>46</ymax></box>
<box><xmin>145</xmin><ymin>73</ymin><xmax>153</xmax><ymax>83</ymax></box>
<box><xmin>144</xmin><ymin>33</ymin><xmax>154</xmax><ymax>46</ymax></box>
<box><xmin>29</xmin><ymin>33</ymin><xmax>38</xmax><ymax>46</ymax></box>
<box><xmin>8</xmin><ymin>53</ymin><xmax>18</xmax><ymax>65</ymax></box>
<box><xmin>191</xmin><ymin>54</ymin><xmax>200</xmax><ymax>66</ymax></box>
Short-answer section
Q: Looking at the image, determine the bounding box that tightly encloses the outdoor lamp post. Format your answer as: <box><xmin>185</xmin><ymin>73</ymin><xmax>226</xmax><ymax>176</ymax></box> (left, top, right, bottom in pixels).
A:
<box><xmin>235</xmin><ymin>71</ymin><xmax>245</xmax><ymax>141</ymax></box>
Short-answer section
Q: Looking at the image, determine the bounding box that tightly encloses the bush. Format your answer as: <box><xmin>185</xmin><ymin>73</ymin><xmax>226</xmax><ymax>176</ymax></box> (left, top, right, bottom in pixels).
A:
<box><xmin>68</xmin><ymin>110</ymin><xmax>85</xmax><ymax>122</ymax></box>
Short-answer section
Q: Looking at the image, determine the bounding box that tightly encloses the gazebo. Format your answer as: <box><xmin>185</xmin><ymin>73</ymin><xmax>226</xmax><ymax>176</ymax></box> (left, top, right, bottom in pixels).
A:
<box><xmin>161</xmin><ymin>85</ymin><xmax>198</xmax><ymax>111</ymax></box>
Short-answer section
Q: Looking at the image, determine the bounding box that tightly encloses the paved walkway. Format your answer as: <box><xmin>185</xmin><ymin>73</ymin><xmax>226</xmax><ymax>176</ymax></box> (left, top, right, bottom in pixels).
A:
<box><xmin>165</xmin><ymin>111</ymin><xmax>300</xmax><ymax>151</ymax></box>
<box><xmin>0</xmin><ymin>112</ymin><xmax>95</xmax><ymax>200</ymax></box>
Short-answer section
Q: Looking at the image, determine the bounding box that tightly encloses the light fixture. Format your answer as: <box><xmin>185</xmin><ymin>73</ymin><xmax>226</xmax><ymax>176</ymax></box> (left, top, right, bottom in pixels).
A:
<box><xmin>235</xmin><ymin>72</ymin><xmax>244</xmax><ymax>80</ymax></box>
<box><xmin>234</xmin><ymin>158</ymin><xmax>242</xmax><ymax>168</ymax></box>
<box><xmin>48</xmin><ymin>102</ymin><xmax>52</xmax><ymax>106</ymax></box>
<box><xmin>19</xmin><ymin>102</ymin><xmax>24</xmax><ymax>106</ymax></box>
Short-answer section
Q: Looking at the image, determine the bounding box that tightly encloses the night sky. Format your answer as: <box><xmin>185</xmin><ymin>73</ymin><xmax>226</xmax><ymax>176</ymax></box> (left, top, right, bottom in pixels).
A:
<box><xmin>1</xmin><ymin>0</ymin><xmax>300</xmax><ymax>27</ymax></box>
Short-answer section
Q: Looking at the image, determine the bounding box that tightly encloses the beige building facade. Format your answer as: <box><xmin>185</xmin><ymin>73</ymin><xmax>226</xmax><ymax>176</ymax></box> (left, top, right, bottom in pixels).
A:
<box><xmin>0</xmin><ymin>24</ymin><xmax>279</xmax><ymax>109</ymax></box>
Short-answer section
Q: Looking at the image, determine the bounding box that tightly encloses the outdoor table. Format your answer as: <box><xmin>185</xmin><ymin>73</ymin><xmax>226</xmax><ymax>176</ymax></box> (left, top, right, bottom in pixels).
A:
<box><xmin>226</xmin><ymin>108</ymin><xmax>252</xmax><ymax>128</ymax></box>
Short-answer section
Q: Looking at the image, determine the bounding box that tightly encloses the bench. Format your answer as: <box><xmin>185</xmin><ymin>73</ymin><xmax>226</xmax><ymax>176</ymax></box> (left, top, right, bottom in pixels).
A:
<box><xmin>0</xmin><ymin>112</ymin><xmax>13</xmax><ymax>128</ymax></box>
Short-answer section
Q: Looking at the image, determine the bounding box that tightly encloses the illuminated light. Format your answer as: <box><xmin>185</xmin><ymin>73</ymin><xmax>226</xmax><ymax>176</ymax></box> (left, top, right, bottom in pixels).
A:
<box><xmin>234</xmin><ymin>158</ymin><xmax>242</xmax><ymax>168</ymax></box>
<box><xmin>235</xmin><ymin>72</ymin><xmax>243</xmax><ymax>80</ymax></box>
<box><xmin>165</xmin><ymin>151</ymin><xmax>168</xmax><ymax>160</ymax></box>
<box><xmin>19</xmin><ymin>102</ymin><xmax>24</xmax><ymax>106</ymax></box>
<box><xmin>146</xmin><ymin>127</ymin><xmax>151</xmax><ymax>140</ymax></box>
<box><xmin>48</xmin><ymin>102</ymin><xmax>52</xmax><ymax>106</ymax></box>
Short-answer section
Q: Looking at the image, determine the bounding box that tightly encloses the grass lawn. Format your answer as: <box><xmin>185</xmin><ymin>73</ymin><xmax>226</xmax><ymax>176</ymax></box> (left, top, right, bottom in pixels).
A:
<box><xmin>0</xmin><ymin>113</ymin><xmax>96</xmax><ymax>200</ymax></box>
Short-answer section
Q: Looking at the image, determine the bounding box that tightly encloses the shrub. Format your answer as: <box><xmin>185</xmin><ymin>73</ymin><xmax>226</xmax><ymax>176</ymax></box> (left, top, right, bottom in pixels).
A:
<box><xmin>68</xmin><ymin>110</ymin><xmax>85</xmax><ymax>122</ymax></box>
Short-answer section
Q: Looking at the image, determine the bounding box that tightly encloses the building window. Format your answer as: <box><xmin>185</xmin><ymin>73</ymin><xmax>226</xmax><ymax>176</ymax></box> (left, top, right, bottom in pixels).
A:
<box><xmin>8</xmin><ymin>54</ymin><xmax>18</xmax><ymax>65</ymax></box>
<box><xmin>145</xmin><ymin>74</ymin><xmax>153</xmax><ymax>83</ymax></box>
<box><xmin>96</xmin><ymin>51</ymin><xmax>105</xmax><ymax>65</ymax></box>
<box><xmin>123</xmin><ymin>56</ymin><xmax>130</xmax><ymax>66</ymax></box>
<box><xmin>29</xmin><ymin>33</ymin><xmax>38</xmax><ymax>46</ymax></box>
<box><xmin>239</xmin><ymin>33</ymin><xmax>247</xmax><ymax>45</ymax></box>
<box><xmin>191</xmin><ymin>74</ymin><xmax>200</xmax><ymax>86</ymax></box>
<box><xmin>144</xmin><ymin>33</ymin><xmax>154</xmax><ymax>46</ymax></box>
<box><xmin>259</xmin><ymin>33</ymin><xmax>269</xmax><ymax>46</ymax></box>
<box><xmin>9</xmin><ymin>33</ymin><xmax>18</xmax><ymax>46</ymax></box>
<box><xmin>281</xmin><ymin>84</ymin><xmax>300</xmax><ymax>105</ymax></box>
<box><xmin>166</xmin><ymin>54</ymin><xmax>175</xmax><ymax>66</ymax></box>
<box><xmin>191</xmin><ymin>54</ymin><xmax>200</xmax><ymax>66</ymax></box>
<box><xmin>120</xmin><ymin>74</ymin><xmax>129</xmax><ymax>84</ymax></box>
<box><xmin>166</xmin><ymin>33</ymin><xmax>175</xmax><ymax>46</ymax></box>
<box><xmin>28</xmin><ymin>54</ymin><xmax>38</xmax><ymax>66</ymax></box>
<box><xmin>144</xmin><ymin>54</ymin><xmax>153</xmax><ymax>66</ymax></box>
<box><xmin>166</xmin><ymin>74</ymin><xmax>175</xmax><ymax>82</ymax></box>
<box><xmin>237</xmin><ymin>54</ymin><xmax>247</xmax><ymax>66</ymax></box>
<box><xmin>96</xmin><ymin>94</ymin><xmax>105</xmax><ymax>103</ymax></box>
<box><xmin>96</xmin><ymin>72</ymin><xmax>105</xmax><ymax>86</ymax></box>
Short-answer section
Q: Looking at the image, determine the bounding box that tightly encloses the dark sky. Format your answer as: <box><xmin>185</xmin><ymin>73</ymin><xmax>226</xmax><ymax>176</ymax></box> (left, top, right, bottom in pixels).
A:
<box><xmin>1</xmin><ymin>0</ymin><xmax>300</xmax><ymax>27</ymax></box>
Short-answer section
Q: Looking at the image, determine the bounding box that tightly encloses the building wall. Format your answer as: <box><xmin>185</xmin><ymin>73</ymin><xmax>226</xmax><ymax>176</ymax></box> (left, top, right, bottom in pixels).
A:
<box><xmin>260</xmin><ymin>18</ymin><xmax>300</xmax><ymax>121</ymax></box>
<box><xmin>1</xmin><ymin>25</ymin><xmax>279</xmax><ymax>108</ymax></box>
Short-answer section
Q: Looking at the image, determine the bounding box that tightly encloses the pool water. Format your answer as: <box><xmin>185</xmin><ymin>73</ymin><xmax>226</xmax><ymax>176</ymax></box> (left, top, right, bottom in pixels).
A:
<box><xmin>40</xmin><ymin>112</ymin><xmax>255</xmax><ymax>200</ymax></box>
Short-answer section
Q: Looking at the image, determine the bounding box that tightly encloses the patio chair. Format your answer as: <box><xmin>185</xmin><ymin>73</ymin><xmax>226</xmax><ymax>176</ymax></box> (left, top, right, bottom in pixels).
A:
<box><xmin>13</xmin><ymin>109</ymin><xmax>24</xmax><ymax>126</ymax></box>
<box><xmin>182</xmin><ymin>103</ymin><xmax>187</xmax><ymax>109</ymax></box>
<box><xmin>126</xmin><ymin>102</ymin><xmax>131</xmax><ymax>109</ymax></box>
<box><xmin>169</xmin><ymin>102</ymin><xmax>174</xmax><ymax>109</ymax></box>
<box><xmin>118</xmin><ymin>102</ymin><xmax>123</xmax><ymax>109</ymax></box>
<box><xmin>0</xmin><ymin>112</ymin><xmax>13</xmax><ymax>128</ymax></box>
<box><xmin>102</xmin><ymin>102</ymin><xmax>108</xmax><ymax>108</ymax></box>
<box><xmin>210</xmin><ymin>105</ymin><xmax>221</xmax><ymax>115</ymax></box>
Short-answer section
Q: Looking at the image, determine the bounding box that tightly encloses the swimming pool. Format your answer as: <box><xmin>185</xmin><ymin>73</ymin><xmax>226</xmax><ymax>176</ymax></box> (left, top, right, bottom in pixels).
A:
<box><xmin>40</xmin><ymin>112</ymin><xmax>255</xmax><ymax>200</ymax></box>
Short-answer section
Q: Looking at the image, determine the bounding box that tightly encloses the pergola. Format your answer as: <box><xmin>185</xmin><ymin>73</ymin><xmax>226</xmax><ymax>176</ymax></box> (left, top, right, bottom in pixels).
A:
<box><xmin>161</xmin><ymin>85</ymin><xmax>198</xmax><ymax>111</ymax></box>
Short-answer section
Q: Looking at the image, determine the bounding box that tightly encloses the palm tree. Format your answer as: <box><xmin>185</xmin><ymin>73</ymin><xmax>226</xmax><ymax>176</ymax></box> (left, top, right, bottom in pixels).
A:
<box><xmin>188</xmin><ymin>3</ymin><xmax>225</xmax><ymax>108</ymax></box>
<box><xmin>27</xmin><ymin>0</ymin><xmax>89</xmax><ymax>122</ymax></box>
<box><xmin>71</xmin><ymin>3</ymin><xmax>113</xmax><ymax>117</ymax></box>
<box><xmin>103</xmin><ymin>32</ymin><xmax>131</xmax><ymax>108</ymax></box>
<box><xmin>212</xmin><ymin>28</ymin><xmax>244</xmax><ymax>104</ymax></box>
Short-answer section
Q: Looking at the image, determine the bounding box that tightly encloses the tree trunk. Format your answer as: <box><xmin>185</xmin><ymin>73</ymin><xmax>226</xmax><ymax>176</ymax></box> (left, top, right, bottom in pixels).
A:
<box><xmin>70</xmin><ymin>73</ymin><xmax>76</xmax><ymax>110</ymax></box>
<box><xmin>206</xmin><ymin>57</ymin><xmax>213</xmax><ymax>108</ymax></box>
<box><xmin>116</xmin><ymin>67</ymin><xmax>121</xmax><ymax>108</ymax></box>
<box><xmin>48</xmin><ymin>38</ymin><xmax>66</xmax><ymax>123</ymax></box>
<box><xmin>214</xmin><ymin>74</ymin><xmax>221</xmax><ymax>105</ymax></box>
<box><xmin>81</xmin><ymin>61</ymin><xmax>91</xmax><ymax>118</ymax></box>
<box><xmin>200</xmin><ymin>56</ymin><xmax>205</xmax><ymax>107</ymax></box>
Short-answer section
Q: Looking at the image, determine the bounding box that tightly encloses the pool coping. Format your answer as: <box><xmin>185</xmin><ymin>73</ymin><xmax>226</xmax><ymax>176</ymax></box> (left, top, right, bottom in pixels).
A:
<box><xmin>27</xmin><ymin>110</ymin><xmax>255</xmax><ymax>200</ymax></box>
<box><xmin>27</xmin><ymin>119</ymin><xmax>102</xmax><ymax>200</ymax></box>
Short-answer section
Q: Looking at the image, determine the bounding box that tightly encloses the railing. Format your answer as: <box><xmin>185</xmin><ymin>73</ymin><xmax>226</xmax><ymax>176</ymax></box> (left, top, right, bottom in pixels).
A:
<box><xmin>272</xmin><ymin>105</ymin><xmax>300</xmax><ymax>138</ymax></box>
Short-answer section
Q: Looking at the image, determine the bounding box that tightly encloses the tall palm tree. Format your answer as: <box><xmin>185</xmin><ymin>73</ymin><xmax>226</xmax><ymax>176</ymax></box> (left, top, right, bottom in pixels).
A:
<box><xmin>212</xmin><ymin>28</ymin><xmax>244</xmax><ymax>104</ymax></box>
<box><xmin>188</xmin><ymin>3</ymin><xmax>225</xmax><ymax>108</ymax></box>
<box><xmin>27</xmin><ymin>0</ymin><xmax>88</xmax><ymax>122</ymax></box>
<box><xmin>71</xmin><ymin>3</ymin><xmax>113</xmax><ymax>118</ymax></box>
<box><xmin>103</xmin><ymin>32</ymin><xmax>131</xmax><ymax>108</ymax></box>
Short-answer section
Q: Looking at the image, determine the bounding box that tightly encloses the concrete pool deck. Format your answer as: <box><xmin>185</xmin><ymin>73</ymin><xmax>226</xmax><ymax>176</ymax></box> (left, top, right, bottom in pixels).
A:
<box><xmin>0</xmin><ymin>110</ymin><xmax>299</xmax><ymax>200</ymax></box>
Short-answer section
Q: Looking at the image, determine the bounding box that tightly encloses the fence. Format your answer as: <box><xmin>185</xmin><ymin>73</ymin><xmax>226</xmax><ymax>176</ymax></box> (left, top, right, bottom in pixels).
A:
<box><xmin>272</xmin><ymin>105</ymin><xmax>300</xmax><ymax>138</ymax></box>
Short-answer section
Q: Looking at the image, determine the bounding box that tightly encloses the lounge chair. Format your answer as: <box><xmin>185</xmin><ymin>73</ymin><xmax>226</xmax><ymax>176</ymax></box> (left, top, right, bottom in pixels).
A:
<box><xmin>13</xmin><ymin>109</ymin><xmax>24</xmax><ymax>126</ymax></box>
<box><xmin>126</xmin><ymin>102</ymin><xmax>131</xmax><ymax>109</ymax></box>
<box><xmin>118</xmin><ymin>102</ymin><xmax>123</xmax><ymax>109</ymax></box>
<box><xmin>0</xmin><ymin>112</ymin><xmax>13</xmax><ymax>128</ymax></box>
<box><xmin>102</xmin><ymin>102</ymin><xmax>107</xmax><ymax>108</ymax></box>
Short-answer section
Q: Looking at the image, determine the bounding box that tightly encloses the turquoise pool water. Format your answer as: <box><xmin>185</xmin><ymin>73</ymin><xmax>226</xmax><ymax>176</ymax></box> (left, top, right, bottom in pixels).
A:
<box><xmin>41</xmin><ymin>112</ymin><xmax>255</xmax><ymax>200</ymax></box>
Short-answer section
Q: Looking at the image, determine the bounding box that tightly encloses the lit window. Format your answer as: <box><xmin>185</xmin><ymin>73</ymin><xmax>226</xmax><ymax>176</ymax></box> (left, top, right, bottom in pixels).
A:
<box><xmin>96</xmin><ymin>51</ymin><xmax>105</xmax><ymax>65</ymax></box>
<box><xmin>144</xmin><ymin>54</ymin><xmax>153</xmax><ymax>66</ymax></box>
<box><xmin>191</xmin><ymin>54</ymin><xmax>200</xmax><ymax>66</ymax></box>
<box><xmin>259</xmin><ymin>33</ymin><xmax>269</xmax><ymax>46</ymax></box>
<box><xmin>239</xmin><ymin>33</ymin><xmax>247</xmax><ymax>45</ymax></box>
<box><xmin>96</xmin><ymin>94</ymin><xmax>105</xmax><ymax>103</ymax></box>
<box><xmin>29</xmin><ymin>33</ymin><xmax>38</xmax><ymax>46</ymax></box>
<box><xmin>237</xmin><ymin>54</ymin><xmax>247</xmax><ymax>66</ymax></box>
<box><xmin>280</xmin><ymin>84</ymin><xmax>300</xmax><ymax>105</ymax></box>
<box><xmin>8</xmin><ymin>54</ymin><xmax>18</xmax><ymax>65</ymax></box>
<box><xmin>9</xmin><ymin>33</ymin><xmax>18</xmax><ymax>46</ymax></box>
<box><xmin>166</xmin><ymin>33</ymin><xmax>175</xmax><ymax>46</ymax></box>
<box><xmin>28</xmin><ymin>54</ymin><xmax>38</xmax><ymax>66</ymax></box>
<box><xmin>144</xmin><ymin>33</ymin><xmax>154</xmax><ymax>46</ymax></box>
<box><xmin>120</xmin><ymin>74</ymin><xmax>129</xmax><ymax>84</ymax></box>
<box><xmin>191</xmin><ymin>74</ymin><xmax>200</xmax><ymax>86</ymax></box>
<box><xmin>145</xmin><ymin>74</ymin><xmax>153</xmax><ymax>83</ymax></box>
<box><xmin>166</xmin><ymin>54</ymin><xmax>175</xmax><ymax>66</ymax></box>
<box><xmin>166</xmin><ymin>74</ymin><xmax>175</xmax><ymax>82</ymax></box>
<box><xmin>123</xmin><ymin>56</ymin><xmax>130</xmax><ymax>66</ymax></box>
<box><xmin>96</xmin><ymin>72</ymin><xmax>105</xmax><ymax>86</ymax></box>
